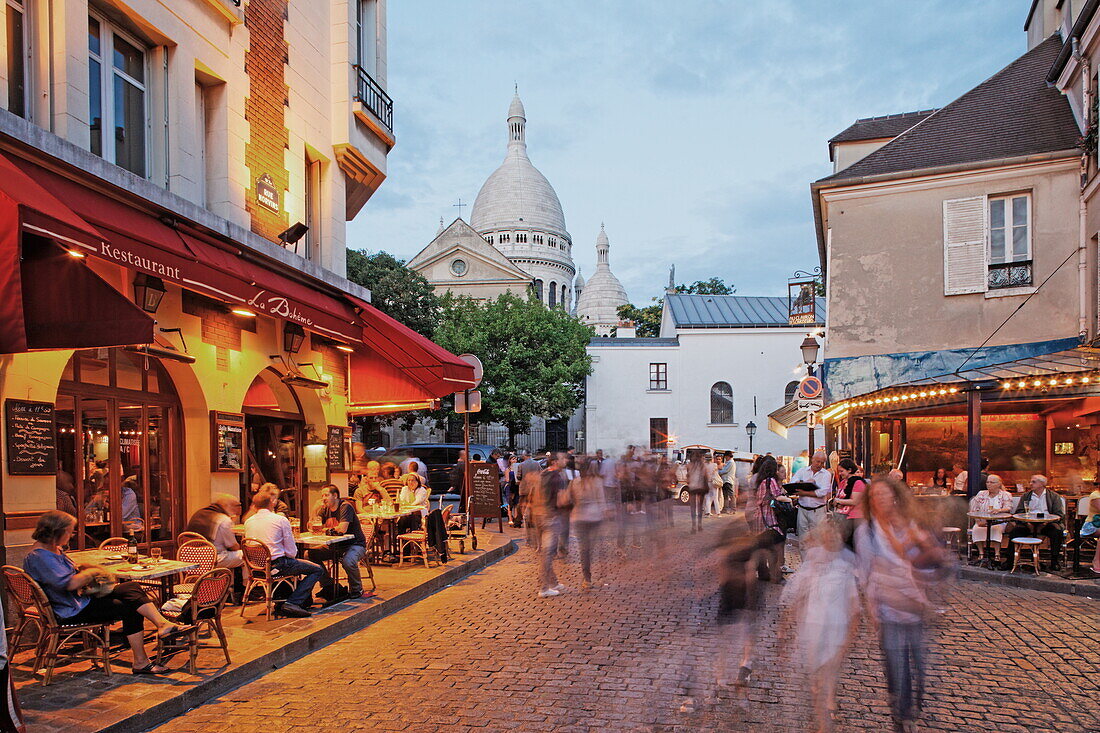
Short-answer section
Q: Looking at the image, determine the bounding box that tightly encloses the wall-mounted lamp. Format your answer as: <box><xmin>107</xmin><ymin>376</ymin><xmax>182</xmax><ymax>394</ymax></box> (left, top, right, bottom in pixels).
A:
<box><xmin>278</xmin><ymin>222</ymin><xmax>309</xmax><ymax>249</ymax></box>
<box><xmin>283</xmin><ymin>322</ymin><xmax>306</xmax><ymax>354</ymax></box>
<box><xmin>132</xmin><ymin>273</ymin><xmax>167</xmax><ymax>314</ymax></box>
<box><xmin>231</xmin><ymin>307</ymin><xmax>257</xmax><ymax>318</ymax></box>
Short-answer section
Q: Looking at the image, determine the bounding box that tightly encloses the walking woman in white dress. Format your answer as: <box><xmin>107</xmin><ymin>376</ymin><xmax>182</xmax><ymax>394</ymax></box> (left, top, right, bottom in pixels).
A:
<box><xmin>780</xmin><ymin>517</ymin><xmax>859</xmax><ymax>733</ymax></box>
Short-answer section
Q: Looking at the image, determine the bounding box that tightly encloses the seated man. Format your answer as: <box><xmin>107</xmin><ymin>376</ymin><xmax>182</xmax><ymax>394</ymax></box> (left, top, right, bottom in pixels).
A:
<box><xmin>242</xmin><ymin>483</ymin><xmax>288</xmax><ymax>520</ymax></box>
<box><xmin>243</xmin><ymin>491</ymin><xmax>327</xmax><ymax>617</ymax></box>
<box><xmin>308</xmin><ymin>485</ymin><xmax>370</xmax><ymax>599</ymax></box>
<box><xmin>186</xmin><ymin>493</ymin><xmax>244</xmax><ymax>568</ymax></box>
<box><xmin>1007</xmin><ymin>474</ymin><xmax>1065</xmax><ymax>570</ymax></box>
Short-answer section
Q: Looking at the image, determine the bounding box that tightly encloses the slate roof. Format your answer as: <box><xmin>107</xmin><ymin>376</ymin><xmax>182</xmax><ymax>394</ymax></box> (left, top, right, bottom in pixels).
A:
<box><xmin>666</xmin><ymin>294</ymin><xmax>826</xmax><ymax>329</ymax></box>
<box><xmin>588</xmin><ymin>337</ymin><xmax>679</xmax><ymax>347</ymax></box>
<box><xmin>818</xmin><ymin>35</ymin><xmax>1080</xmax><ymax>183</ymax></box>
<box><xmin>828</xmin><ymin>109</ymin><xmax>937</xmax><ymax>154</ymax></box>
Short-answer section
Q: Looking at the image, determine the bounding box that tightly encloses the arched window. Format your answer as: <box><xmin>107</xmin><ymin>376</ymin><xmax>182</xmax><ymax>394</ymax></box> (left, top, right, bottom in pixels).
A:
<box><xmin>548</xmin><ymin>281</ymin><xmax>557</xmax><ymax>307</ymax></box>
<box><xmin>784</xmin><ymin>380</ymin><xmax>800</xmax><ymax>404</ymax></box>
<box><xmin>534</xmin><ymin>279</ymin><xmax>543</xmax><ymax>302</ymax></box>
<box><xmin>710</xmin><ymin>381</ymin><xmax>733</xmax><ymax>424</ymax></box>
<box><xmin>562</xmin><ymin>284</ymin><xmax>568</xmax><ymax>307</ymax></box>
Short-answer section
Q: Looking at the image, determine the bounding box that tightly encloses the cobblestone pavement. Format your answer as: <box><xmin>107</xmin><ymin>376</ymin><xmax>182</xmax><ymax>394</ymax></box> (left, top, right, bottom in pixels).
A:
<box><xmin>149</xmin><ymin>512</ymin><xmax>1100</xmax><ymax>733</ymax></box>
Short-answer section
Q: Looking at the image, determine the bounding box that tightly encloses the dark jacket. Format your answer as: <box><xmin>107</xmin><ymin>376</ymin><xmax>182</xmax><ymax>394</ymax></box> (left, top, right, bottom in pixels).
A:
<box><xmin>186</xmin><ymin>503</ymin><xmax>230</xmax><ymax>542</ymax></box>
<box><xmin>424</xmin><ymin>509</ymin><xmax>449</xmax><ymax>563</ymax></box>
<box><xmin>1013</xmin><ymin>490</ymin><xmax>1065</xmax><ymax>528</ymax></box>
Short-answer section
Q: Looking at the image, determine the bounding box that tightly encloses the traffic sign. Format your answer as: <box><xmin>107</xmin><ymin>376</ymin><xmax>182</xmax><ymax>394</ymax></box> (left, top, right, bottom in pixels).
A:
<box><xmin>806</xmin><ymin>411</ymin><xmax>819</xmax><ymax>428</ymax></box>
<box><xmin>455</xmin><ymin>389</ymin><xmax>482</xmax><ymax>414</ymax></box>
<box><xmin>797</xmin><ymin>398</ymin><xmax>824</xmax><ymax>412</ymax></box>
<box><xmin>798</xmin><ymin>375</ymin><xmax>823</xmax><ymax>400</ymax></box>
<box><xmin>459</xmin><ymin>353</ymin><xmax>483</xmax><ymax>388</ymax></box>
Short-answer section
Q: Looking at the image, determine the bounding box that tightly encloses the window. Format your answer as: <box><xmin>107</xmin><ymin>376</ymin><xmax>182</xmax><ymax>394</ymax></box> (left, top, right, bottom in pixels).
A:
<box><xmin>649</xmin><ymin>418</ymin><xmax>669</xmax><ymax>451</ymax></box>
<box><xmin>499</xmin><ymin>233</ymin><xmax>510</xmax><ymax>243</ymax></box>
<box><xmin>562</xmin><ymin>284</ymin><xmax>568</xmax><ymax>307</ymax></box>
<box><xmin>485</xmin><ymin>234</ymin><xmax>493</xmax><ymax>244</ymax></box>
<box><xmin>533</xmin><ymin>279</ymin><xmax>543</xmax><ymax>302</ymax></box>
<box><xmin>304</xmin><ymin>156</ymin><xmax>322</xmax><ymax>261</ymax></box>
<box><xmin>784</xmin><ymin>380</ymin><xmax>799</xmax><ymax>404</ymax></box>
<box><xmin>88</xmin><ymin>15</ymin><xmax>148</xmax><ymax>177</ymax></box>
<box><xmin>987</xmin><ymin>194</ymin><xmax>1031</xmax><ymax>290</ymax></box>
<box><xmin>533</xmin><ymin>234</ymin><xmax>543</xmax><ymax>245</ymax></box>
<box><xmin>548</xmin><ymin>281</ymin><xmax>557</xmax><ymax>307</ymax></box>
<box><xmin>450</xmin><ymin>258</ymin><xmax>467</xmax><ymax>276</ymax></box>
<box><xmin>649</xmin><ymin>363</ymin><xmax>667</xmax><ymax>390</ymax></box>
<box><xmin>710</xmin><ymin>381</ymin><xmax>733</xmax><ymax>424</ymax></box>
<box><xmin>6</xmin><ymin>0</ymin><xmax>28</xmax><ymax>118</ymax></box>
<box><xmin>355</xmin><ymin>0</ymin><xmax>377</xmax><ymax>75</ymax></box>
<box><xmin>549</xmin><ymin>237</ymin><xmax>557</xmax><ymax>247</ymax></box>
<box><xmin>516</xmin><ymin>233</ymin><xmax>527</xmax><ymax>244</ymax></box>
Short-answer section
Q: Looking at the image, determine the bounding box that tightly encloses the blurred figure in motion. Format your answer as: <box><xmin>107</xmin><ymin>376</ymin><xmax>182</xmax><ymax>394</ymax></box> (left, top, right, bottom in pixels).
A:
<box><xmin>856</xmin><ymin>475</ymin><xmax>951</xmax><ymax>733</ymax></box>
<box><xmin>515</xmin><ymin>450</ymin><xmax>541</xmax><ymax>542</ymax></box>
<box><xmin>685</xmin><ymin>452</ymin><xmax>708</xmax><ymax>533</ymax></box>
<box><xmin>533</xmin><ymin>452</ymin><xmax>570</xmax><ymax>597</ymax></box>
<box><xmin>780</xmin><ymin>517</ymin><xmax>858</xmax><ymax>732</ymax></box>
<box><xmin>752</xmin><ymin>455</ymin><xmax>791</xmax><ymax>581</ymax></box>
<box><xmin>703</xmin><ymin>454</ymin><xmax>723</xmax><ymax>517</ymax></box>
<box><xmin>562</xmin><ymin>457</ymin><xmax>608</xmax><ymax>589</ymax></box>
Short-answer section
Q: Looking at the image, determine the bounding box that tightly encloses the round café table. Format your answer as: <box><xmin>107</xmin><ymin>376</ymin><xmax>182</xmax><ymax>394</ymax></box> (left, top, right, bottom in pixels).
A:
<box><xmin>967</xmin><ymin>511</ymin><xmax>1012</xmax><ymax>567</ymax></box>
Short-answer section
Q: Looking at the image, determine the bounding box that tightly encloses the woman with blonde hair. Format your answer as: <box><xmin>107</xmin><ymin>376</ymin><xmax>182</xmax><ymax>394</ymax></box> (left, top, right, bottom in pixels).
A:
<box><xmin>968</xmin><ymin>474</ymin><xmax>1013</xmax><ymax>562</ymax></box>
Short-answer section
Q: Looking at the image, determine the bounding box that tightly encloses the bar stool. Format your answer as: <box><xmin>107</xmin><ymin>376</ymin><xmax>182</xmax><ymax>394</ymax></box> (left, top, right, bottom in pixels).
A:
<box><xmin>1010</xmin><ymin>537</ymin><xmax>1042</xmax><ymax>575</ymax></box>
<box><xmin>940</xmin><ymin>527</ymin><xmax>962</xmax><ymax>557</ymax></box>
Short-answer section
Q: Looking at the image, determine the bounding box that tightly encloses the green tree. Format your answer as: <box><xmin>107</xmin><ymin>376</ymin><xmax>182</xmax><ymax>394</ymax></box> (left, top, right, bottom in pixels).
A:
<box><xmin>432</xmin><ymin>292</ymin><xmax>593</xmax><ymax>444</ymax></box>
<box><xmin>676</xmin><ymin>277</ymin><xmax>735</xmax><ymax>295</ymax></box>
<box><xmin>345</xmin><ymin>249</ymin><xmax>441</xmax><ymax>337</ymax></box>
<box><xmin>616</xmin><ymin>301</ymin><xmax>663</xmax><ymax>338</ymax></box>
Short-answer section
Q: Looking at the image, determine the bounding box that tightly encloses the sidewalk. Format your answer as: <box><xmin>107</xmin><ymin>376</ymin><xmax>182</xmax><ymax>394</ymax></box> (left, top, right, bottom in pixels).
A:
<box><xmin>14</xmin><ymin>526</ymin><xmax>517</xmax><ymax>733</ymax></box>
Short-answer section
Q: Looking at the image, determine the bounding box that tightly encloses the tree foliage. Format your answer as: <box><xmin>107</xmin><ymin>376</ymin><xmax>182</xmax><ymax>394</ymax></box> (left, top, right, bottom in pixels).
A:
<box><xmin>615</xmin><ymin>302</ymin><xmax>663</xmax><ymax>338</ymax></box>
<box><xmin>345</xmin><ymin>249</ymin><xmax>441</xmax><ymax>338</ymax></box>
<box><xmin>676</xmin><ymin>277</ymin><xmax>735</xmax><ymax>295</ymax></box>
<box><xmin>432</xmin><ymin>292</ymin><xmax>593</xmax><ymax>439</ymax></box>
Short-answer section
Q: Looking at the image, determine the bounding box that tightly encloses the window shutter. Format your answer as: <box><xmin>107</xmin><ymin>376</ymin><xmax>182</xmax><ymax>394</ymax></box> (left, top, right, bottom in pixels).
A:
<box><xmin>943</xmin><ymin>196</ymin><xmax>988</xmax><ymax>295</ymax></box>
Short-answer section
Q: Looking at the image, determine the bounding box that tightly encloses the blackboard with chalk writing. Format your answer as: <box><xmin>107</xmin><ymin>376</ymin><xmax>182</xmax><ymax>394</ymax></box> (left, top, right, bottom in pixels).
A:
<box><xmin>5</xmin><ymin>400</ymin><xmax>57</xmax><ymax>475</ymax></box>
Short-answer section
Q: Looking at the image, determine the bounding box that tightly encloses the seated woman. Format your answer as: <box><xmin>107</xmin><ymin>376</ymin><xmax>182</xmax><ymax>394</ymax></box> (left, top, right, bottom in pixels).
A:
<box><xmin>379</xmin><ymin>462</ymin><xmax>405</xmax><ymax>504</ymax></box>
<box><xmin>23</xmin><ymin>511</ymin><xmax>184</xmax><ymax>675</ymax></box>
<box><xmin>396</xmin><ymin>473</ymin><xmax>431</xmax><ymax>533</ymax></box>
<box><xmin>969</xmin><ymin>474</ymin><xmax>1014</xmax><ymax>561</ymax></box>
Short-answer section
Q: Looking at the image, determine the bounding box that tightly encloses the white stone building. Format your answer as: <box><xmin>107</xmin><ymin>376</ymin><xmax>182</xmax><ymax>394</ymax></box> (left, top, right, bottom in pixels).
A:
<box><xmin>585</xmin><ymin>294</ymin><xmax>826</xmax><ymax>459</ymax></box>
<box><xmin>575</xmin><ymin>224</ymin><xmax>629</xmax><ymax>335</ymax></box>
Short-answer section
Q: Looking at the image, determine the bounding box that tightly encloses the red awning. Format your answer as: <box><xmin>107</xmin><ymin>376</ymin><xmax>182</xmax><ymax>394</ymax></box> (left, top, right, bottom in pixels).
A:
<box><xmin>345</xmin><ymin>296</ymin><xmax>476</xmax><ymax>411</ymax></box>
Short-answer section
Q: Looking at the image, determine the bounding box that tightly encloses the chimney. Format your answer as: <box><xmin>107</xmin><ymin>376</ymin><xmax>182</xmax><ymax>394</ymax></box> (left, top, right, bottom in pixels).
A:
<box><xmin>616</xmin><ymin>320</ymin><xmax>636</xmax><ymax>338</ymax></box>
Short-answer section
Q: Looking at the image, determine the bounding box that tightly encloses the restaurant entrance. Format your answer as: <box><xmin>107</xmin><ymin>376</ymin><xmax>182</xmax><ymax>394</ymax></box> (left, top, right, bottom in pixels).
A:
<box><xmin>240</xmin><ymin>370</ymin><xmax>304</xmax><ymax>521</ymax></box>
<box><xmin>54</xmin><ymin>349</ymin><xmax>182</xmax><ymax>550</ymax></box>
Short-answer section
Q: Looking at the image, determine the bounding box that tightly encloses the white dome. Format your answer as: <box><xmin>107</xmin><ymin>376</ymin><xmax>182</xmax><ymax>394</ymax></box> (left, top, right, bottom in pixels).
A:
<box><xmin>470</xmin><ymin>93</ymin><xmax>569</xmax><ymax>239</ymax></box>
<box><xmin>576</xmin><ymin>224</ymin><xmax>629</xmax><ymax>334</ymax></box>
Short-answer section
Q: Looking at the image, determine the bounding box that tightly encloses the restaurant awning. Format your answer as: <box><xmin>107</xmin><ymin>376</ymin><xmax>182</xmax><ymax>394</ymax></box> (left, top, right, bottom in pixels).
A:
<box><xmin>0</xmin><ymin>153</ymin><xmax>154</xmax><ymax>353</ymax></box>
<box><xmin>345</xmin><ymin>296</ymin><xmax>477</xmax><ymax>412</ymax></box>
<box><xmin>767</xmin><ymin>399</ymin><xmax>807</xmax><ymax>438</ymax></box>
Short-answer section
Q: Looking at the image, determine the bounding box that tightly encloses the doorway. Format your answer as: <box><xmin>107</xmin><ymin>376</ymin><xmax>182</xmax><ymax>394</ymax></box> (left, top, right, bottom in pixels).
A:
<box><xmin>240</xmin><ymin>370</ymin><xmax>304</xmax><ymax>521</ymax></box>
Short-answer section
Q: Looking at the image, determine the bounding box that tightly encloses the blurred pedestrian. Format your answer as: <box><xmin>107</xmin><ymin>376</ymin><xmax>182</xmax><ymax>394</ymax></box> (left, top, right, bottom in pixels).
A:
<box><xmin>780</xmin><ymin>517</ymin><xmax>858</xmax><ymax>732</ymax></box>
<box><xmin>533</xmin><ymin>452</ymin><xmax>570</xmax><ymax>597</ymax></box>
<box><xmin>856</xmin><ymin>475</ymin><xmax>949</xmax><ymax>733</ymax></box>
<box><xmin>719</xmin><ymin>451</ymin><xmax>737</xmax><ymax>514</ymax></box>
<box><xmin>704</xmin><ymin>455</ymin><xmax>723</xmax><ymax>517</ymax></box>
<box><xmin>686</xmin><ymin>452</ymin><xmax>708</xmax><ymax>533</ymax></box>
<box><xmin>753</xmin><ymin>455</ymin><xmax>791</xmax><ymax>580</ymax></box>
<box><xmin>563</xmin><ymin>457</ymin><xmax>608</xmax><ymax>589</ymax></box>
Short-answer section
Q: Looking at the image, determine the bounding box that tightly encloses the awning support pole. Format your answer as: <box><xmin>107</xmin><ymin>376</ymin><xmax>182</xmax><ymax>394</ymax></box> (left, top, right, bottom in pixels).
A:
<box><xmin>966</xmin><ymin>386</ymin><xmax>982</xmax><ymax>499</ymax></box>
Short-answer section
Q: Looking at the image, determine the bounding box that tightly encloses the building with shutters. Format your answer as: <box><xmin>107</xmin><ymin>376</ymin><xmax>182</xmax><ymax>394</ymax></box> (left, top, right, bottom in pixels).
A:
<box><xmin>810</xmin><ymin>1</ymin><xmax>1100</xmax><ymax>495</ymax></box>
<box><xmin>0</xmin><ymin>0</ymin><xmax>476</xmax><ymax>564</ymax></box>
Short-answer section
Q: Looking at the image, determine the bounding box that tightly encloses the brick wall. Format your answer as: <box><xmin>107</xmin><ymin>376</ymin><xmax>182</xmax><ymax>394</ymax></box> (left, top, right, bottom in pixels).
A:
<box><xmin>182</xmin><ymin>292</ymin><xmax>253</xmax><ymax>357</ymax></box>
<box><xmin>244</xmin><ymin>0</ymin><xmax>291</xmax><ymax>242</ymax></box>
<box><xmin>319</xmin><ymin>344</ymin><xmax>348</xmax><ymax>397</ymax></box>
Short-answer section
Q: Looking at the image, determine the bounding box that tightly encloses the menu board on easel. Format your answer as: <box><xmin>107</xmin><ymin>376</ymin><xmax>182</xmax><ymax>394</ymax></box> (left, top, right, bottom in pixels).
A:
<box><xmin>5</xmin><ymin>399</ymin><xmax>57</xmax><ymax>475</ymax></box>
<box><xmin>326</xmin><ymin>425</ymin><xmax>351</xmax><ymax>472</ymax></box>
<box><xmin>469</xmin><ymin>462</ymin><xmax>503</xmax><ymax>531</ymax></box>
<box><xmin>211</xmin><ymin>411</ymin><xmax>245</xmax><ymax>472</ymax></box>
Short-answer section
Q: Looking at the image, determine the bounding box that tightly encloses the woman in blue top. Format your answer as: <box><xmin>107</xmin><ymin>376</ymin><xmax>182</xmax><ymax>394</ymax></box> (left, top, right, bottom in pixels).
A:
<box><xmin>23</xmin><ymin>511</ymin><xmax>184</xmax><ymax>675</ymax></box>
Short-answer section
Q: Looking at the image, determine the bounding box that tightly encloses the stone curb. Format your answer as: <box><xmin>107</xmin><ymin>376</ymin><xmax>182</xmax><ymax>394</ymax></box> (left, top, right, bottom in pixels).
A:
<box><xmin>958</xmin><ymin>565</ymin><xmax>1099</xmax><ymax>597</ymax></box>
<box><xmin>113</xmin><ymin>539</ymin><xmax>517</xmax><ymax>733</ymax></box>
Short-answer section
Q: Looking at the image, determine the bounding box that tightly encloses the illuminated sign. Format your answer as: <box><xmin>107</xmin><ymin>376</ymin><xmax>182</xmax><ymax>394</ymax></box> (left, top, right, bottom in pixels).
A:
<box><xmin>256</xmin><ymin>173</ymin><xmax>280</xmax><ymax>213</ymax></box>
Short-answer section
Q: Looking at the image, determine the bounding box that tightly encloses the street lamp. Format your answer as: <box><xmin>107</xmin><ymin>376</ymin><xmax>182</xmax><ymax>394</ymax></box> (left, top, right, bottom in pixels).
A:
<box><xmin>132</xmin><ymin>273</ymin><xmax>166</xmax><ymax>314</ymax></box>
<box><xmin>801</xmin><ymin>333</ymin><xmax>821</xmax><ymax>455</ymax></box>
<box><xmin>745</xmin><ymin>420</ymin><xmax>757</xmax><ymax>453</ymax></box>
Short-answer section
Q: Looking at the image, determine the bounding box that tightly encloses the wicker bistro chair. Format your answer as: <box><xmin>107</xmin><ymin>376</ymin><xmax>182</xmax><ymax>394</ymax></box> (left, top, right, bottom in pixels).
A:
<box><xmin>98</xmin><ymin>537</ymin><xmax>130</xmax><ymax>552</ymax></box>
<box><xmin>2</xmin><ymin>566</ymin><xmax>113</xmax><ymax>685</ymax></box>
<box><xmin>240</xmin><ymin>538</ymin><xmax>297</xmax><ymax>621</ymax></box>
<box><xmin>173</xmin><ymin>539</ymin><xmax>218</xmax><ymax>596</ymax></box>
<box><xmin>156</xmin><ymin>568</ymin><xmax>232</xmax><ymax>674</ymax></box>
<box><xmin>397</xmin><ymin>512</ymin><xmax>441</xmax><ymax>568</ymax></box>
<box><xmin>356</xmin><ymin>520</ymin><xmax>378</xmax><ymax>592</ymax></box>
<box><xmin>176</xmin><ymin>531</ymin><xmax>207</xmax><ymax>545</ymax></box>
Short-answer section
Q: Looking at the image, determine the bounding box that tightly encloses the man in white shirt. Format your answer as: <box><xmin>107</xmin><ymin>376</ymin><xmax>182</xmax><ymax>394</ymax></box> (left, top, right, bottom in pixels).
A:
<box><xmin>243</xmin><ymin>491</ymin><xmax>327</xmax><ymax>617</ymax></box>
<box><xmin>791</xmin><ymin>450</ymin><xmax>832</xmax><ymax>538</ymax></box>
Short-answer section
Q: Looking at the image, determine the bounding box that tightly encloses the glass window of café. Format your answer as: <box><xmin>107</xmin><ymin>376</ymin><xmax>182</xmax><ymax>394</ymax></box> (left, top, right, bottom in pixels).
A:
<box><xmin>54</xmin><ymin>348</ymin><xmax>182</xmax><ymax>550</ymax></box>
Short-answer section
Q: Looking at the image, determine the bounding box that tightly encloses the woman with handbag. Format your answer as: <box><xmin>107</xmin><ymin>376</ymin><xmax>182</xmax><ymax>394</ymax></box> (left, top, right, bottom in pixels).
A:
<box><xmin>753</xmin><ymin>455</ymin><xmax>790</xmax><ymax>581</ymax></box>
<box><xmin>23</xmin><ymin>511</ymin><xmax>185</xmax><ymax>675</ymax></box>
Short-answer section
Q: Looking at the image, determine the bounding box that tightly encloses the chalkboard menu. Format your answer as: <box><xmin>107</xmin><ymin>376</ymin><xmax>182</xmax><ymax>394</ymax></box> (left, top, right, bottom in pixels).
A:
<box><xmin>5</xmin><ymin>399</ymin><xmax>58</xmax><ymax>475</ymax></box>
<box><xmin>326</xmin><ymin>425</ymin><xmax>350</xmax><ymax>472</ymax></box>
<box><xmin>468</xmin><ymin>461</ymin><xmax>500</xmax><ymax>521</ymax></box>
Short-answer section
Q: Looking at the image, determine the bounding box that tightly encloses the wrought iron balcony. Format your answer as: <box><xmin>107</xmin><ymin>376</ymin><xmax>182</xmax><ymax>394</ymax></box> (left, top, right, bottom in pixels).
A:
<box><xmin>353</xmin><ymin>65</ymin><xmax>393</xmax><ymax>132</ymax></box>
<box><xmin>988</xmin><ymin>260</ymin><xmax>1033</xmax><ymax>290</ymax></box>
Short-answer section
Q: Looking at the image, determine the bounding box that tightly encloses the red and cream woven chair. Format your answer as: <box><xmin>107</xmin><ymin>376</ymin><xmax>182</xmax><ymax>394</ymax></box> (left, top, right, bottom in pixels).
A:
<box><xmin>240</xmin><ymin>538</ymin><xmax>296</xmax><ymax>620</ymax></box>
<box><xmin>397</xmin><ymin>514</ymin><xmax>440</xmax><ymax>568</ymax></box>
<box><xmin>98</xmin><ymin>537</ymin><xmax>130</xmax><ymax>552</ymax></box>
<box><xmin>2</xmin><ymin>565</ymin><xmax>114</xmax><ymax>685</ymax></box>
<box><xmin>356</xmin><ymin>520</ymin><xmax>378</xmax><ymax>592</ymax></box>
<box><xmin>176</xmin><ymin>531</ymin><xmax>207</xmax><ymax>545</ymax></box>
<box><xmin>156</xmin><ymin>568</ymin><xmax>232</xmax><ymax>674</ymax></box>
<box><xmin>173</xmin><ymin>539</ymin><xmax>218</xmax><ymax>596</ymax></box>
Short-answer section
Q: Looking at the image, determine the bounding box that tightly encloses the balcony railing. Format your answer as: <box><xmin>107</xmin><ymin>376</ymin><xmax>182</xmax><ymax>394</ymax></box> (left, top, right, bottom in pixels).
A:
<box><xmin>353</xmin><ymin>65</ymin><xmax>393</xmax><ymax>132</ymax></box>
<box><xmin>988</xmin><ymin>259</ymin><xmax>1033</xmax><ymax>290</ymax></box>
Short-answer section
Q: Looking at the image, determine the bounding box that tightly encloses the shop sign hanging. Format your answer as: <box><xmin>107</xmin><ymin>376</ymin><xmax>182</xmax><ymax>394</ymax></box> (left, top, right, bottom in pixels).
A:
<box><xmin>788</xmin><ymin>269</ymin><xmax>820</xmax><ymax>326</ymax></box>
